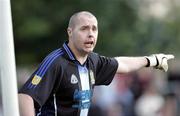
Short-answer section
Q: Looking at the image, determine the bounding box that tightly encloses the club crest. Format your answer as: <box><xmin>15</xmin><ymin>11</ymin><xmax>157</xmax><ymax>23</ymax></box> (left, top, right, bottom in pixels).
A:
<box><xmin>31</xmin><ymin>75</ymin><xmax>41</xmax><ymax>85</ymax></box>
<box><xmin>71</xmin><ymin>74</ymin><xmax>78</xmax><ymax>84</ymax></box>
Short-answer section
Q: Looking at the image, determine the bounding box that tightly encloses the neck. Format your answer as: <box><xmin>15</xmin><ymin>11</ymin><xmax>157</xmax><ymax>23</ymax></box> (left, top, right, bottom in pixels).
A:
<box><xmin>76</xmin><ymin>54</ymin><xmax>88</xmax><ymax>65</ymax></box>
<box><xmin>68</xmin><ymin>43</ymin><xmax>88</xmax><ymax>65</ymax></box>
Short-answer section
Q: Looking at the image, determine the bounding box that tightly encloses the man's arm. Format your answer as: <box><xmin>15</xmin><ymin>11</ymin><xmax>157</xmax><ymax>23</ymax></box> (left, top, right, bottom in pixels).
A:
<box><xmin>115</xmin><ymin>57</ymin><xmax>147</xmax><ymax>74</ymax></box>
<box><xmin>18</xmin><ymin>94</ymin><xmax>35</xmax><ymax>116</ymax></box>
<box><xmin>115</xmin><ymin>54</ymin><xmax>174</xmax><ymax>74</ymax></box>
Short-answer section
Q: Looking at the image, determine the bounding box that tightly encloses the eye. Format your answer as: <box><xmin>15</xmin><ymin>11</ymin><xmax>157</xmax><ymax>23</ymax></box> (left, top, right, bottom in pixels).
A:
<box><xmin>81</xmin><ymin>26</ymin><xmax>88</xmax><ymax>31</ymax></box>
<box><xmin>92</xmin><ymin>26</ymin><xmax>97</xmax><ymax>31</ymax></box>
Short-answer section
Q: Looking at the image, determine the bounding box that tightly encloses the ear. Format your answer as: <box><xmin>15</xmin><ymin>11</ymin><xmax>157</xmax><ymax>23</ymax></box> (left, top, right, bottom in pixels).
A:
<box><xmin>67</xmin><ymin>27</ymin><xmax>72</xmax><ymax>37</ymax></box>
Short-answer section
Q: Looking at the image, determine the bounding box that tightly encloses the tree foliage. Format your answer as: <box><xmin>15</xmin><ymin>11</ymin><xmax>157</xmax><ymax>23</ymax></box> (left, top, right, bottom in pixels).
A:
<box><xmin>11</xmin><ymin>0</ymin><xmax>180</xmax><ymax>65</ymax></box>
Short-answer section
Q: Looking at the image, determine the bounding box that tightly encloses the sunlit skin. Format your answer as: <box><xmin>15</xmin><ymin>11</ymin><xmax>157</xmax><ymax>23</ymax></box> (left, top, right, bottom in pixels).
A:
<box><xmin>67</xmin><ymin>12</ymin><xmax>98</xmax><ymax>64</ymax></box>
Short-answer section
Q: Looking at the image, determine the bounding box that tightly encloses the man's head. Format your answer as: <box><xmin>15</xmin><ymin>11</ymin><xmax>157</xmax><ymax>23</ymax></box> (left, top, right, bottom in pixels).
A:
<box><xmin>67</xmin><ymin>11</ymin><xmax>98</xmax><ymax>56</ymax></box>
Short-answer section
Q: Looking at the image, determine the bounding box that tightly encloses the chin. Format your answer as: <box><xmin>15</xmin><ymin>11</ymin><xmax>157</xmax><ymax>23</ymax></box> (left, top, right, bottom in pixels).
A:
<box><xmin>84</xmin><ymin>51</ymin><xmax>92</xmax><ymax>54</ymax></box>
<box><xmin>87</xmin><ymin>48</ymin><xmax>94</xmax><ymax>52</ymax></box>
<box><xmin>81</xmin><ymin>47</ymin><xmax>94</xmax><ymax>54</ymax></box>
<box><xmin>83</xmin><ymin>50</ymin><xmax>93</xmax><ymax>54</ymax></box>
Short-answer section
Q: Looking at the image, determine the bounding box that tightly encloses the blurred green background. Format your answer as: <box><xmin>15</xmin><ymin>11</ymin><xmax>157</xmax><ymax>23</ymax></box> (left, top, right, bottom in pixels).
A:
<box><xmin>11</xmin><ymin>0</ymin><xmax>180</xmax><ymax>66</ymax></box>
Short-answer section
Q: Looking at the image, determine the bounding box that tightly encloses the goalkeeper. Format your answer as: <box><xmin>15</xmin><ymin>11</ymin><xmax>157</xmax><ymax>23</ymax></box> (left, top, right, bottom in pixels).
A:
<box><xmin>18</xmin><ymin>11</ymin><xmax>174</xmax><ymax>116</ymax></box>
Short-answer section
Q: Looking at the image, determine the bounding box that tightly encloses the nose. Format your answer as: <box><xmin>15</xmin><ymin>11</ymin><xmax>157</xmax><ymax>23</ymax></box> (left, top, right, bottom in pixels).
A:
<box><xmin>88</xmin><ymin>34</ymin><xmax>93</xmax><ymax>38</ymax></box>
<box><xmin>88</xmin><ymin>30</ymin><xmax>94</xmax><ymax>38</ymax></box>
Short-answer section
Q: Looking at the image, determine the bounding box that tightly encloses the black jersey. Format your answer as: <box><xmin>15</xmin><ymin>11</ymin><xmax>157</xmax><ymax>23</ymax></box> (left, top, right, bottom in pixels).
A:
<box><xmin>19</xmin><ymin>41</ymin><xmax>118</xmax><ymax>116</ymax></box>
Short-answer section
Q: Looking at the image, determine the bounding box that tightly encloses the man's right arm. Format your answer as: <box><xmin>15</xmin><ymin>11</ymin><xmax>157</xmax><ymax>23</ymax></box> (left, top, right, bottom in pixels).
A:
<box><xmin>18</xmin><ymin>93</ymin><xmax>35</xmax><ymax>116</ymax></box>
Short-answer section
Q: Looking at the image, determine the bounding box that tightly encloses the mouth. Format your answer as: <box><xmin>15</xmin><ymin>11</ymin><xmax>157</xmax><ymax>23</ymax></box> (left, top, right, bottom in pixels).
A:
<box><xmin>85</xmin><ymin>41</ymin><xmax>93</xmax><ymax>45</ymax></box>
<box><xmin>84</xmin><ymin>41</ymin><xmax>94</xmax><ymax>47</ymax></box>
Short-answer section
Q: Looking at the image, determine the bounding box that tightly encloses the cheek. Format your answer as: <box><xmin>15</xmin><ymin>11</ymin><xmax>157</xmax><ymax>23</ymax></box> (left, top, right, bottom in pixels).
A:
<box><xmin>77</xmin><ymin>33</ymin><xmax>87</xmax><ymax>42</ymax></box>
<box><xmin>94</xmin><ymin>33</ymin><xmax>98</xmax><ymax>41</ymax></box>
<box><xmin>72</xmin><ymin>32</ymin><xmax>80</xmax><ymax>42</ymax></box>
<box><xmin>96</xmin><ymin>32</ymin><xmax>98</xmax><ymax>38</ymax></box>
<box><xmin>74</xmin><ymin>35</ymin><xmax>84</xmax><ymax>45</ymax></box>
<box><xmin>73</xmin><ymin>31</ymin><xmax>83</xmax><ymax>38</ymax></box>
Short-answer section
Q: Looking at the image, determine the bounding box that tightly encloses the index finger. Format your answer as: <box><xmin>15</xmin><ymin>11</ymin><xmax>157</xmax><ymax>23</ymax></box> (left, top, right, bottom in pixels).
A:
<box><xmin>166</xmin><ymin>54</ymin><xmax>175</xmax><ymax>60</ymax></box>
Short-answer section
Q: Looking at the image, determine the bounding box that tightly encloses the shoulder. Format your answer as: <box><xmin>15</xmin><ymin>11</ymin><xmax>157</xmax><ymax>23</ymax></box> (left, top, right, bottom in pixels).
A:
<box><xmin>40</xmin><ymin>48</ymin><xmax>66</xmax><ymax>68</ymax></box>
<box><xmin>88</xmin><ymin>52</ymin><xmax>118</xmax><ymax>66</ymax></box>
<box><xmin>88</xmin><ymin>52</ymin><xmax>106</xmax><ymax>65</ymax></box>
<box><xmin>88</xmin><ymin>52</ymin><xmax>111</xmax><ymax>61</ymax></box>
<box><xmin>88</xmin><ymin>52</ymin><xmax>99</xmax><ymax>62</ymax></box>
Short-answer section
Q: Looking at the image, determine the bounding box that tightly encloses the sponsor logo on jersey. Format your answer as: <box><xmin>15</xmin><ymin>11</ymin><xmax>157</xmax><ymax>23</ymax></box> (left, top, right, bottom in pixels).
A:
<box><xmin>72</xmin><ymin>89</ymin><xmax>92</xmax><ymax>109</ymax></box>
<box><xmin>89</xmin><ymin>70</ymin><xmax>95</xmax><ymax>84</ymax></box>
<box><xmin>71</xmin><ymin>74</ymin><xmax>78</xmax><ymax>84</ymax></box>
<box><xmin>31</xmin><ymin>75</ymin><xmax>41</xmax><ymax>85</ymax></box>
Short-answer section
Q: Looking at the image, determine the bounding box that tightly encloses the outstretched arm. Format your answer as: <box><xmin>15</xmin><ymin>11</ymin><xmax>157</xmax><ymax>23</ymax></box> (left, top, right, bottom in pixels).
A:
<box><xmin>19</xmin><ymin>94</ymin><xmax>35</xmax><ymax>116</ymax></box>
<box><xmin>115</xmin><ymin>54</ymin><xmax>174</xmax><ymax>74</ymax></box>
<box><xmin>115</xmin><ymin>57</ymin><xmax>147</xmax><ymax>74</ymax></box>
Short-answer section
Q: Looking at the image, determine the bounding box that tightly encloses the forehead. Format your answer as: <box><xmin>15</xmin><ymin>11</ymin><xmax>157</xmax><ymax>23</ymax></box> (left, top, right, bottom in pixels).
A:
<box><xmin>75</xmin><ymin>14</ymin><xmax>98</xmax><ymax>27</ymax></box>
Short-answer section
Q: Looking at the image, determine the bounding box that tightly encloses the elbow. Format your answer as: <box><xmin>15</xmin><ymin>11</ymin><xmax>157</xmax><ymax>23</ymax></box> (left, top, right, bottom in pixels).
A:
<box><xmin>18</xmin><ymin>93</ymin><xmax>35</xmax><ymax>116</ymax></box>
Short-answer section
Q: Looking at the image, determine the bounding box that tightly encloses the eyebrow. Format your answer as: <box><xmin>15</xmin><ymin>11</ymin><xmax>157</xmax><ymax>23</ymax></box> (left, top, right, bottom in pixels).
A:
<box><xmin>80</xmin><ymin>25</ymin><xmax>97</xmax><ymax>29</ymax></box>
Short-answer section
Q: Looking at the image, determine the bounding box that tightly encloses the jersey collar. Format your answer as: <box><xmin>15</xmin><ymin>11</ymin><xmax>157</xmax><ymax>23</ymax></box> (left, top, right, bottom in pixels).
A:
<box><xmin>63</xmin><ymin>41</ymin><xmax>76</xmax><ymax>61</ymax></box>
<box><xmin>62</xmin><ymin>41</ymin><xmax>88</xmax><ymax>66</ymax></box>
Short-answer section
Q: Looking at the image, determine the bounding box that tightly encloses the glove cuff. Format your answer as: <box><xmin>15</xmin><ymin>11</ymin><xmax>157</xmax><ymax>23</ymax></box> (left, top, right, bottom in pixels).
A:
<box><xmin>145</xmin><ymin>55</ymin><xmax>159</xmax><ymax>67</ymax></box>
<box><xmin>145</xmin><ymin>57</ymin><xmax>150</xmax><ymax>67</ymax></box>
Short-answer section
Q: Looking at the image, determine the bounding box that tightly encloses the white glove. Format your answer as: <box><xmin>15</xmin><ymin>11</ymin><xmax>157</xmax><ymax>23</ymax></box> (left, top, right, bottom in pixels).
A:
<box><xmin>145</xmin><ymin>54</ymin><xmax>174</xmax><ymax>72</ymax></box>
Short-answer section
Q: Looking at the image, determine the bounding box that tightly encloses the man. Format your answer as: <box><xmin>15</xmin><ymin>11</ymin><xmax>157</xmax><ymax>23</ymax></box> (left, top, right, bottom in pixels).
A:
<box><xmin>18</xmin><ymin>11</ymin><xmax>174</xmax><ymax>116</ymax></box>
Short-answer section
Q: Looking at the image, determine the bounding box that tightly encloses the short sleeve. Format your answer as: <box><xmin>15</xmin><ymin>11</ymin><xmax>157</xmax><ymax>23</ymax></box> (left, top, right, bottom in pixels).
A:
<box><xmin>89</xmin><ymin>53</ymin><xmax>118</xmax><ymax>85</ymax></box>
<box><xmin>19</xmin><ymin>57</ymin><xmax>62</xmax><ymax>107</ymax></box>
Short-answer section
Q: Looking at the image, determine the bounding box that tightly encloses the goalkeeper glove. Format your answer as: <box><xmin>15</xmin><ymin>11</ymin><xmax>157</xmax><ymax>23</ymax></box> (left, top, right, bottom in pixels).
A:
<box><xmin>145</xmin><ymin>54</ymin><xmax>174</xmax><ymax>72</ymax></box>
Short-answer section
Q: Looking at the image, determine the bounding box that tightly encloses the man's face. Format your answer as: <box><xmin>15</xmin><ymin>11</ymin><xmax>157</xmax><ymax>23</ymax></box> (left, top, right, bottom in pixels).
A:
<box><xmin>68</xmin><ymin>15</ymin><xmax>98</xmax><ymax>55</ymax></box>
